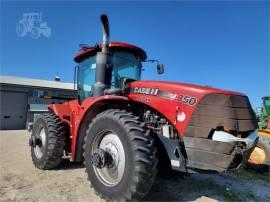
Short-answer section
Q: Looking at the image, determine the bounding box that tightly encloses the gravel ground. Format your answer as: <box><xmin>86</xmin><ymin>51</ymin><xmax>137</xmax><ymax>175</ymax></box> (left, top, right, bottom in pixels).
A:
<box><xmin>0</xmin><ymin>130</ymin><xmax>269</xmax><ymax>202</ymax></box>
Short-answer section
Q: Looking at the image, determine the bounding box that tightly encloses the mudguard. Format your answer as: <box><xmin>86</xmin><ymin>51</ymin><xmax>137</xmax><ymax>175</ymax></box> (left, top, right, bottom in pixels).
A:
<box><xmin>48</xmin><ymin>95</ymin><xmax>128</xmax><ymax>160</ymax></box>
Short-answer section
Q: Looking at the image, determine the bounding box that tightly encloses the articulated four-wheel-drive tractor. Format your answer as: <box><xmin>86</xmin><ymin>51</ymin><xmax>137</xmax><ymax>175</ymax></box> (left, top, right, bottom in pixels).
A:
<box><xmin>29</xmin><ymin>15</ymin><xmax>259</xmax><ymax>201</ymax></box>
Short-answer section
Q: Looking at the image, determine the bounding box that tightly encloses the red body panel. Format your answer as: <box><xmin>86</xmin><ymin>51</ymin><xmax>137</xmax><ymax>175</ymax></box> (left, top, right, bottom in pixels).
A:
<box><xmin>128</xmin><ymin>80</ymin><xmax>244</xmax><ymax>136</ymax></box>
<box><xmin>49</xmin><ymin>80</ymin><xmax>244</xmax><ymax>160</ymax></box>
<box><xmin>48</xmin><ymin>95</ymin><xmax>128</xmax><ymax>160</ymax></box>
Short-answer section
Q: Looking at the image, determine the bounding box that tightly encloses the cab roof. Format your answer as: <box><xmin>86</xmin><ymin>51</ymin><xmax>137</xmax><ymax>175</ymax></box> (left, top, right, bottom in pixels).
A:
<box><xmin>74</xmin><ymin>42</ymin><xmax>147</xmax><ymax>63</ymax></box>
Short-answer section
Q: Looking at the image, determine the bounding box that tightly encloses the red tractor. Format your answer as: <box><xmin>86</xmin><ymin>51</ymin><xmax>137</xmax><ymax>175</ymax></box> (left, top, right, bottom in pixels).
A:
<box><xmin>29</xmin><ymin>15</ymin><xmax>259</xmax><ymax>201</ymax></box>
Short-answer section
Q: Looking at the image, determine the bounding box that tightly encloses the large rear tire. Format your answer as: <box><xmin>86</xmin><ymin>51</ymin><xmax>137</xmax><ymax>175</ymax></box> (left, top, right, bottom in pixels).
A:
<box><xmin>84</xmin><ymin>109</ymin><xmax>158</xmax><ymax>201</ymax></box>
<box><xmin>30</xmin><ymin>113</ymin><xmax>66</xmax><ymax>170</ymax></box>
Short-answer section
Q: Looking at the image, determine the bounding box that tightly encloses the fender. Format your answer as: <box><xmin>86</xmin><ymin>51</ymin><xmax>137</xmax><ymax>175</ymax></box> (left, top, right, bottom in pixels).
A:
<box><xmin>49</xmin><ymin>95</ymin><xmax>128</xmax><ymax>161</ymax></box>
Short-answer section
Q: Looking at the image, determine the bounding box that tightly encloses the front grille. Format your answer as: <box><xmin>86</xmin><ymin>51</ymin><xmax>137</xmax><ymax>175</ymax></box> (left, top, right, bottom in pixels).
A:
<box><xmin>184</xmin><ymin>94</ymin><xmax>258</xmax><ymax>138</ymax></box>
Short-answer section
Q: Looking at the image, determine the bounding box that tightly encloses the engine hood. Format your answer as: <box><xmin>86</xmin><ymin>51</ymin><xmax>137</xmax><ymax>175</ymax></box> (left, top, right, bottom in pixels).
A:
<box><xmin>130</xmin><ymin>80</ymin><xmax>245</xmax><ymax>97</ymax></box>
<box><xmin>128</xmin><ymin>80</ymin><xmax>253</xmax><ymax>136</ymax></box>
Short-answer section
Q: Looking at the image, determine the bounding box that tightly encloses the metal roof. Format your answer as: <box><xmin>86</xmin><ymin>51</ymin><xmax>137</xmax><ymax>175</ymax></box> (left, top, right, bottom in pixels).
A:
<box><xmin>0</xmin><ymin>75</ymin><xmax>76</xmax><ymax>90</ymax></box>
<box><xmin>74</xmin><ymin>42</ymin><xmax>147</xmax><ymax>62</ymax></box>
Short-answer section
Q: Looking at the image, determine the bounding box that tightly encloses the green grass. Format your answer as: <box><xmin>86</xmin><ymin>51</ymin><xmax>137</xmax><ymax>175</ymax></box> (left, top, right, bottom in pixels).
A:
<box><xmin>190</xmin><ymin>176</ymin><xmax>242</xmax><ymax>202</ymax></box>
<box><xmin>229</xmin><ymin>169</ymin><xmax>270</xmax><ymax>183</ymax></box>
<box><xmin>223</xmin><ymin>190</ymin><xmax>241</xmax><ymax>202</ymax></box>
<box><xmin>245</xmin><ymin>192</ymin><xmax>257</xmax><ymax>201</ymax></box>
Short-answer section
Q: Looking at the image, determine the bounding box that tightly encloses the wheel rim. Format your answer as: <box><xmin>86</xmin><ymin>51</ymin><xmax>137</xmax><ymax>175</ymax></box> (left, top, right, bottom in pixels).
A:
<box><xmin>248</xmin><ymin>146</ymin><xmax>266</xmax><ymax>165</ymax></box>
<box><xmin>92</xmin><ymin>131</ymin><xmax>125</xmax><ymax>187</ymax></box>
<box><xmin>34</xmin><ymin>127</ymin><xmax>46</xmax><ymax>159</ymax></box>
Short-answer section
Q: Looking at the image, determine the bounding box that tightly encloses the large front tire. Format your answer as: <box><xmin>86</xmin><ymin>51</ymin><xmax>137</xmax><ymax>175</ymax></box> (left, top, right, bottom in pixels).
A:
<box><xmin>30</xmin><ymin>113</ymin><xmax>66</xmax><ymax>170</ymax></box>
<box><xmin>84</xmin><ymin>109</ymin><xmax>158</xmax><ymax>201</ymax></box>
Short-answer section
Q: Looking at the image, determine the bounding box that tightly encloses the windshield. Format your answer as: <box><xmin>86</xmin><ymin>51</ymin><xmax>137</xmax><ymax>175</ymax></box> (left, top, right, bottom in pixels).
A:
<box><xmin>111</xmin><ymin>51</ymin><xmax>142</xmax><ymax>87</ymax></box>
<box><xmin>77</xmin><ymin>51</ymin><xmax>142</xmax><ymax>100</ymax></box>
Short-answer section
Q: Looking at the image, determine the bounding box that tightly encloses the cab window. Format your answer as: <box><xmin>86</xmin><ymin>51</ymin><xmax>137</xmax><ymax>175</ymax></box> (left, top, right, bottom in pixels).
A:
<box><xmin>78</xmin><ymin>56</ymin><xmax>96</xmax><ymax>100</ymax></box>
<box><xmin>77</xmin><ymin>51</ymin><xmax>142</xmax><ymax>101</ymax></box>
<box><xmin>111</xmin><ymin>51</ymin><xmax>141</xmax><ymax>87</ymax></box>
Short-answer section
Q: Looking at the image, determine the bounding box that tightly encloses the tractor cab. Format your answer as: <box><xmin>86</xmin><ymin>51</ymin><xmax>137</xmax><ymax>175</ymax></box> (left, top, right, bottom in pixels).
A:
<box><xmin>74</xmin><ymin>42</ymin><xmax>147</xmax><ymax>101</ymax></box>
<box><xmin>74</xmin><ymin>15</ymin><xmax>163</xmax><ymax>102</ymax></box>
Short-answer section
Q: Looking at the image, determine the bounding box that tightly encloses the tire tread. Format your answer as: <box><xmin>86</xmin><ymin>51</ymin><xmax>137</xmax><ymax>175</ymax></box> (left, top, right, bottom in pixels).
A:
<box><xmin>83</xmin><ymin>109</ymin><xmax>158</xmax><ymax>201</ymax></box>
<box><xmin>31</xmin><ymin>112</ymin><xmax>66</xmax><ymax>170</ymax></box>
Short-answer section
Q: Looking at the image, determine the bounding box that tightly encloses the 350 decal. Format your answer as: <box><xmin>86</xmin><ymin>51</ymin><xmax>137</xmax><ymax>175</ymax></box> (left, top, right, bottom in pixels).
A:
<box><xmin>178</xmin><ymin>95</ymin><xmax>197</xmax><ymax>105</ymax></box>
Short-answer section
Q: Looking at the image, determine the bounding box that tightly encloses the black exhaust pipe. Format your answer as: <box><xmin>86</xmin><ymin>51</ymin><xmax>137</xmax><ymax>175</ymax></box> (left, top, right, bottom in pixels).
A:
<box><xmin>93</xmin><ymin>14</ymin><xmax>113</xmax><ymax>97</ymax></box>
<box><xmin>101</xmin><ymin>14</ymin><xmax>110</xmax><ymax>53</ymax></box>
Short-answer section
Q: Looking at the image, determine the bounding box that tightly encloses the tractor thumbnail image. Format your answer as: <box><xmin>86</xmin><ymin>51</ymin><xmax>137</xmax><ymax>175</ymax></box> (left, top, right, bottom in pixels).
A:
<box><xmin>16</xmin><ymin>12</ymin><xmax>51</xmax><ymax>39</ymax></box>
<box><xmin>29</xmin><ymin>15</ymin><xmax>259</xmax><ymax>201</ymax></box>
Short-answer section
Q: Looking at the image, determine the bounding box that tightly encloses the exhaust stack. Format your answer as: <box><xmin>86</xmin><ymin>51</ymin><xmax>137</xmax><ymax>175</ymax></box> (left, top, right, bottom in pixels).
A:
<box><xmin>101</xmin><ymin>14</ymin><xmax>110</xmax><ymax>53</ymax></box>
<box><xmin>93</xmin><ymin>14</ymin><xmax>113</xmax><ymax>97</ymax></box>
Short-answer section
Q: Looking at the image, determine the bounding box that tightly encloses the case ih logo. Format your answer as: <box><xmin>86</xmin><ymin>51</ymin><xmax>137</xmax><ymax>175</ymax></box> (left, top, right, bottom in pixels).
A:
<box><xmin>133</xmin><ymin>87</ymin><xmax>159</xmax><ymax>95</ymax></box>
<box><xmin>133</xmin><ymin>87</ymin><xmax>197</xmax><ymax>105</ymax></box>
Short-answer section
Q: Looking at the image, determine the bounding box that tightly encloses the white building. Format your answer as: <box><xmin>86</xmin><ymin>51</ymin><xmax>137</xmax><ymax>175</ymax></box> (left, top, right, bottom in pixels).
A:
<box><xmin>0</xmin><ymin>75</ymin><xmax>76</xmax><ymax>130</ymax></box>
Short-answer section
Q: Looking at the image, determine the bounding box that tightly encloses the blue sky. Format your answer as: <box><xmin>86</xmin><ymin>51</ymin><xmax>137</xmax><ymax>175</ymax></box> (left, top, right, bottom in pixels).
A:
<box><xmin>0</xmin><ymin>1</ymin><xmax>269</xmax><ymax>108</ymax></box>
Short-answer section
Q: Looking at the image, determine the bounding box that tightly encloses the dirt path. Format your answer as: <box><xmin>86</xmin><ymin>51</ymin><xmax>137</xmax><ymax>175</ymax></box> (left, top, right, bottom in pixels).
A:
<box><xmin>0</xmin><ymin>130</ymin><xmax>269</xmax><ymax>202</ymax></box>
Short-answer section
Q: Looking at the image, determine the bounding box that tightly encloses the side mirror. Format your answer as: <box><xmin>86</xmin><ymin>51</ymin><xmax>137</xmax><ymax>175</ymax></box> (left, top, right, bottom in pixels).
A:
<box><xmin>157</xmin><ymin>64</ymin><xmax>164</xmax><ymax>74</ymax></box>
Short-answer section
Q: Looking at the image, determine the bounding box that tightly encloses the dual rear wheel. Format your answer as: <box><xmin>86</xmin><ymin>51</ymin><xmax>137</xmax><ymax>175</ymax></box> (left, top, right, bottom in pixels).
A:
<box><xmin>30</xmin><ymin>113</ymin><xmax>66</xmax><ymax>169</ymax></box>
<box><xmin>30</xmin><ymin>109</ymin><xmax>158</xmax><ymax>201</ymax></box>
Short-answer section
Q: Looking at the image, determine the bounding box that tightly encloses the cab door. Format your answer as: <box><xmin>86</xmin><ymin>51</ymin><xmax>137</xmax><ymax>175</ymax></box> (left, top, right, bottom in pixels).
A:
<box><xmin>77</xmin><ymin>56</ymin><xmax>96</xmax><ymax>102</ymax></box>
